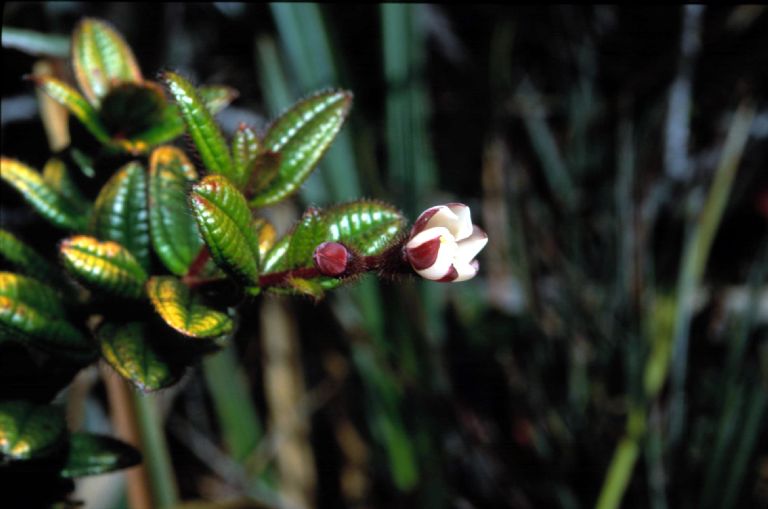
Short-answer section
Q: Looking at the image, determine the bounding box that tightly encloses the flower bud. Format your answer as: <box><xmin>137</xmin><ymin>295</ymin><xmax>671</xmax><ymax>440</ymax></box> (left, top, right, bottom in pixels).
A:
<box><xmin>313</xmin><ymin>242</ymin><xmax>349</xmax><ymax>277</ymax></box>
<box><xmin>405</xmin><ymin>203</ymin><xmax>487</xmax><ymax>282</ymax></box>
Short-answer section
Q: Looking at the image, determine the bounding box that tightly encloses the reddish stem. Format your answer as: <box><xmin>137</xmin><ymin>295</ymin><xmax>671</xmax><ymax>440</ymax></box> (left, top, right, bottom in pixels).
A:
<box><xmin>186</xmin><ymin>247</ymin><xmax>211</xmax><ymax>278</ymax></box>
<box><xmin>257</xmin><ymin>266</ymin><xmax>322</xmax><ymax>287</ymax></box>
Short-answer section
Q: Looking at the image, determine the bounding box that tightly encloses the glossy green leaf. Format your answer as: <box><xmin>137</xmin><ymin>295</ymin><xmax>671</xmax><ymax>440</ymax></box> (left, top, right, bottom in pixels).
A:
<box><xmin>250</xmin><ymin>89</ymin><xmax>353</xmax><ymax>207</ymax></box>
<box><xmin>163</xmin><ymin>71</ymin><xmax>233</xmax><ymax>179</ymax></box>
<box><xmin>0</xmin><ymin>271</ymin><xmax>65</xmax><ymax>318</ymax></box>
<box><xmin>0</xmin><ymin>157</ymin><xmax>88</xmax><ymax>230</ymax></box>
<box><xmin>0</xmin><ymin>401</ymin><xmax>66</xmax><ymax>462</ymax></box>
<box><xmin>0</xmin><ymin>272</ymin><xmax>94</xmax><ymax>361</ymax></box>
<box><xmin>149</xmin><ymin>146</ymin><xmax>203</xmax><ymax>275</ymax></box>
<box><xmin>199</xmin><ymin>85</ymin><xmax>239</xmax><ymax>115</ymax></box>
<box><xmin>283</xmin><ymin>207</ymin><xmax>326</xmax><ymax>270</ymax></box>
<box><xmin>61</xmin><ymin>432</ymin><xmax>142</xmax><ymax>478</ymax></box>
<box><xmin>97</xmin><ymin>321</ymin><xmax>179</xmax><ymax>392</ymax></box>
<box><xmin>267</xmin><ymin>200</ymin><xmax>405</xmax><ymax>272</ymax></box>
<box><xmin>147</xmin><ymin>276</ymin><xmax>232</xmax><ymax>338</ymax></box>
<box><xmin>261</xmin><ymin>234</ymin><xmax>290</xmax><ymax>274</ymax></box>
<box><xmin>190</xmin><ymin>175</ymin><xmax>260</xmax><ymax>283</ymax></box>
<box><xmin>90</xmin><ymin>161</ymin><xmax>150</xmax><ymax>270</ymax></box>
<box><xmin>71</xmin><ymin>18</ymin><xmax>142</xmax><ymax>106</ymax></box>
<box><xmin>60</xmin><ymin>236</ymin><xmax>148</xmax><ymax>299</ymax></box>
<box><xmin>2</xmin><ymin>27</ymin><xmax>70</xmax><ymax>57</ymax></box>
<box><xmin>99</xmin><ymin>82</ymin><xmax>166</xmax><ymax>139</ymax></box>
<box><xmin>118</xmin><ymin>86</ymin><xmax>239</xmax><ymax>156</ymax></box>
<box><xmin>0</xmin><ymin>229</ymin><xmax>62</xmax><ymax>286</ymax></box>
<box><xmin>246</xmin><ymin>152</ymin><xmax>281</xmax><ymax>198</ymax></box>
<box><xmin>42</xmin><ymin>158</ymin><xmax>89</xmax><ymax>215</ymax></box>
<box><xmin>324</xmin><ymin>200</ymin><xmax>406</xmax><ymax>255</ymax></box>
<box><xmin>231</xmin><ymin>123</ymin><xmax>260</xmax><ymax>189</ymax></box>
<box><xmin>33</xmin><ymin>75</ymin><xmax>112</xmax><ymax>144</ymax></box>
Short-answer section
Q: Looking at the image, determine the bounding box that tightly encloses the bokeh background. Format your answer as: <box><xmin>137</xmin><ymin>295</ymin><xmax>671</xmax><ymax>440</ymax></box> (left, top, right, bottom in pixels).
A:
<box><xmin>2</xmin><ymin>3</ymin><xmax>768</xmax><ymax>509</ymax></box>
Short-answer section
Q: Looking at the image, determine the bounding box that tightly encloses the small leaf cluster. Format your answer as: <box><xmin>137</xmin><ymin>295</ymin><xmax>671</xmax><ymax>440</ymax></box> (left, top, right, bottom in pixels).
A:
<box><xmin>1</xmin><ymin>17</ymin><xmax>407</xmax><ymax>495</ymax></box>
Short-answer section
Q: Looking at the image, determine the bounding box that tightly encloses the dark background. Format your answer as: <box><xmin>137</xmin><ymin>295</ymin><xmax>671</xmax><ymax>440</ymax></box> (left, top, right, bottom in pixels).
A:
<box><xmin>2</xmin><ymin>4</ymin><xmax>768</xmax><ymax>509</ymax></box>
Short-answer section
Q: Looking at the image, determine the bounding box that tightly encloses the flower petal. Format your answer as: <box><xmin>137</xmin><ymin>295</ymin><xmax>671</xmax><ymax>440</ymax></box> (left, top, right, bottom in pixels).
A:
<box><xmin>406</xmin><ymin>227</ymin><xmax>458</xmax><ymax>280</ymax></box>
<box><xmin>452</xmin><ymin>259</ymin><xmax>479</xmax><ymax>282</ymax></box>
<box><xmin>455</xmin><ymin>226</ymin><xmax>488</xmax><ymax>264</ymax></box>
<box><xmin>421</xmin><ymin>206</ymin><xmax>465</xmax><ymax>238</ymax></box>
<box><xmin>445</xmin><ymin>203</ymin><xmax>473</xmax><ymax>240</ymax></box>
<box><xmin>409</xmin><ymin>206</ymin><xmax>442</xmax><ymax>237</ymax></box>
<box><xmin>437</xmin><ymin>264</ymin><xmax>459</xmax><ymax>282</ymax></box>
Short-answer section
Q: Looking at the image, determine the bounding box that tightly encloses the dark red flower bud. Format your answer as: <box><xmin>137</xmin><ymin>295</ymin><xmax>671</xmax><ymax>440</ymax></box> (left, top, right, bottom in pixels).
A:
<box><xmin>313</xmin><ymin>242</ymin><xmax>349</xmax><ymax>276</ymax></box>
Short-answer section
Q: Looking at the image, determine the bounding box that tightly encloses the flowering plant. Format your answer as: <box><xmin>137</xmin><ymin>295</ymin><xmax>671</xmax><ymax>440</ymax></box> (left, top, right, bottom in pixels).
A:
<box><xmin>0</xmin><ymin>17</ymin><xmax>486</xmax><ymax>505</ymax></box>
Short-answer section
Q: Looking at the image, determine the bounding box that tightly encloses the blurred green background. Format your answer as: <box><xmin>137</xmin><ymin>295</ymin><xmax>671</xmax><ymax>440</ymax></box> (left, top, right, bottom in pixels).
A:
<box><xmin>2</xmin><ymin>3</ymin><xmax>768</xmax><ymax>509</ymax></box>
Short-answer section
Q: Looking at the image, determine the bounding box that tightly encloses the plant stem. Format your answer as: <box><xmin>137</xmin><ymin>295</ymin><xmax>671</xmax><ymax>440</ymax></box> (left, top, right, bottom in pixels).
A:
<box><xmin>186</xmin><ymin>247</ymin><xmax>211</xmax><ymax>278</ymax></box>
<box><xmin>132</xmin><ymin>392</ymin><xmax>179</xmax><ymax>509</ymax></box>
<box><xmin>203</xmin><ymin>343</ymin><xmax>262</xmax><ymax>461</ymax></box>
<box><xmin>102</xmin><ymin>368</ymin><xmax>153</xmax><ymax>509</ymax></box>
<box><xmin>595</xmin><ymin>405</ymin><xmax>645</xmax><ymax>509</ymax></box>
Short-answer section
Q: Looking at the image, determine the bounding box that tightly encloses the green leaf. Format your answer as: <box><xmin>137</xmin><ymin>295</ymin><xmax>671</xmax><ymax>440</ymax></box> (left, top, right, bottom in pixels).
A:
<box><xmin>71</xmin><ymin>17</ymin><xmax>142</xmax><ymax>106</ymax></box>
<box><xmin>231</xmin><ymin>123</ymin><xmax>260</xmax><ymax>189</ymax></box>
<box><xmin>267</xmin><ymin>200</ymin><xmax>405</xmax><ymax>272</ymax></box>
<box><xmin>163</xmin><ymin>71</ymin><xmax>233</xmax><ymax>179</ymax></box>
<box><xmin>261</xmin><ymin>234</ymin><xmax>290</xmax><ymax>274</ymax></box>
<box><xmin>147</xmin><ymin>276</ymin><xmax>233</xmax><ymax>338</ymax></box>
<box><xmin>149</xmin><ymin>146</ymin><xmax>203</xmax><ymax>276</ymax></box>
<box><xmin>99</xmin><ymin>82</ymin><xmax>167</xmax><ymax>139</ymax></box>
<box><xmin>199</xmin><ymin>85</ymin><xmax>239</xmax><ymax>115</ymax></box>
<box><xmin>118</xmin><ymin>104</ymin><xmax>184</xmax><ymax>155</ymax></box>
<box><xmin>2</xmin><ymin>27</ymin><xmax>71</xmax><ymax>57</ymax></box>
<box><xmin>71</xmin><ymin>147</ymin><xmax>96</xmax><ymax>178</ymax></box>
<box><xmin>90</xmin><ymin>161</ymin><xmax>150</xmax><ymax>270</ymax></box>
<box><xmin>42</xmin><ymin>158</ymin><xmax>90</xmax><ymax>215</ymax></box>
<box><xmin>60</xmin><ymin>235</ymin><xmax>148</xmax><ymax>299</ymax></box>
<box><xmin>0</xmin><ymin>272</ymin><xmax>94</xmax><ymax>362</ymax></box>
<box><xmin>283</xmin><ymin>207</ymin><xmax>326</xmax><ymax>270</ymax></box>
<box><xmin>0</xmin><ymin>401</ymin><xmax>67</xmax><ymax>462</ymax></box>
<box><xmin>190</xmin><ymin>176</ymin><xmax>260</xmax><ymax>283</ymax></box>
<box><xmin>61</xmin><ymin>433</ymin><xmax>141</xmax><ymax>478</ymax></box>
<box><xmin>325</xmin><ymin>201</ymin><xmax>406</xmax><ymax>255</ymax></box>
<box><xmin>250</xmin><ymin>89</ymin><xmax>353</xmax><ymax>207</ymax></box>
<box><xmin>33</xmin><ymin>75</ymin><xmax>112</xmax><ymax>144</ymax></box>
<box><xmin>97</xmin><ymin>321</ymin><xmax>180</xmax><ymax>392</ymax></box>
<box><xmin>286</xmin><ymin>277</ymin><xmax>325</xmax><ymax>300</ymax></box>
<box><xmin>0</xmin><ymin>157</ymin><xmax>88</xmax><ymax>230</ymax></box>
<box><xmin>0</xmin><ymin>229</ymin><xmax>62</xmax><ymax>286</ymax></box>
<box><xmin>246</xmin><ymin>152</ymin><xmax>281</xmax><ymax>198</ymax></box>
<box><xmin>0</xmin><ymin>271</ymin><xmax>66</xmax><ymax>318</ymax></box>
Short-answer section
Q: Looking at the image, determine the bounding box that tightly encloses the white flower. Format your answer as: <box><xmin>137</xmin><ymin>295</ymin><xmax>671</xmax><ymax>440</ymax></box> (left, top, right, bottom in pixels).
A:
<box><xmin>404</xmin><ymin>203</ymin><xmax>488</xmax><ymax>282</ymax></box>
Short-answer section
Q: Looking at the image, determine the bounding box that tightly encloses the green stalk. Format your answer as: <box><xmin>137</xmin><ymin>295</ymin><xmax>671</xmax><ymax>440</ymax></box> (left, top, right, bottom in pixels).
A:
<box><xmin>595</xmin><ymin>102</ymin><xmax>755</xmax><ymax>509</ymax></box>
<box><xmin>595</xmin><ymin>437</ymin><xmax>641</xmax><ymax>509</ymax></box>
<box><xmin>667</xmin><ymin>102</ymin><xmax>754</xmax><ymax>445</ymax></box>
<box><xmin>720</xmin><ymin>385</ymin><xmax>768</xmax><ymax>508</ymax></box>
<box><xmin>203</xmin><ymin>344</ymin><xmax>262</xmax><ymax>461</ymax></box>
<box><xmin>269</xmin><ymin>3</ymin><xmax>360</xmax><ymax>203</ymax></box>
<box><xmin>516</xmin><ymin>77</ymin><xmax>576</xmax><ymax>211</ymax></box>
<box><xmin>132</xmin><ymin>392</ymin><xmax>178</xmax><ymax>509</ymax></box>
<box><xmin>595</xmin><ymin>405</ymin><xmax>645</xmax><ymax>509</ymax></box>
